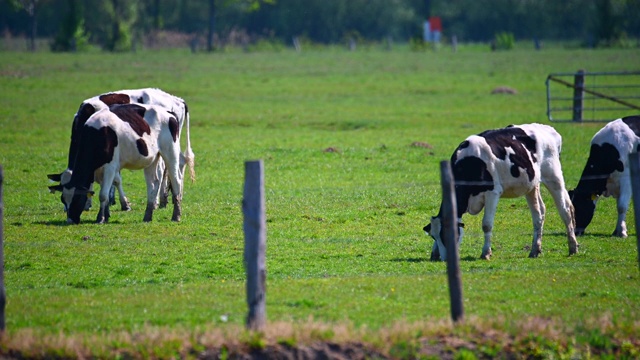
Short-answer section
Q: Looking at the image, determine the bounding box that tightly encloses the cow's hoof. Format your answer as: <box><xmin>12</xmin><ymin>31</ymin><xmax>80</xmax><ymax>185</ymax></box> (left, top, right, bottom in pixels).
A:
<box><xmin>121</xmin><ymin>204</ymin><xmax>132</xmax><ymax>212</ymax></box>
<box><xmin>480</xmin><ymin>254</ymin><xmax>491</xmax><ymax>260</ymax></box>
<box><xmin>528</xmin><ymin>251</ymin><xmax>541</xmax><ymax>258</ymax></box>
<box><xmin>171</xmin><ymin>215</ymin><xmax>181</xmax><ymax>222</ymax></box>
<box><xmin>612</xmin><ymin>230</ymin><xmax>628</xmax><ymax>238</ymax></box>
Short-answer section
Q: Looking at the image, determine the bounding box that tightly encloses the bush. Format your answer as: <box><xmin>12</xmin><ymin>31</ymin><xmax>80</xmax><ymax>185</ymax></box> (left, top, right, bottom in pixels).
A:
<box><xmin>493</xmin><ymin>32</ymin><xmax>515</xmax><ymax>50</ymax></box>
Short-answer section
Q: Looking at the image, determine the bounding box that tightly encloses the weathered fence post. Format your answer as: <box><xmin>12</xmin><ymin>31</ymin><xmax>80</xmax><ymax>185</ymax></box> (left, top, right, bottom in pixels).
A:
<box><xmin>572</xmin><ymin>69</ymin><xmax>585</xmax><ymax>122</ymax></box>
<box><xmin>0</xmin><ymin>165</ymin><xmax>5</xmax><ymax>332</ymax></box>
<box><xmin>628</xmin><ymin>153</ymin><xmax>640</xmax><ymax>271</ymax></box>
<box><xmin>440</xmin><ymin>161</ymin><xmax>464</xmax><ymax>323</ymax></box>
<box><xmin>243</xmin><ymin>160</ymin><xmax>266</xmax><ymax>331</ymax></box>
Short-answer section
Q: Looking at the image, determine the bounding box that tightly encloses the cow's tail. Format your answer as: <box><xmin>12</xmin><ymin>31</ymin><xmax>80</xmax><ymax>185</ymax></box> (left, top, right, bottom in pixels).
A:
<box><xmin>184</xmin><ymin>108</ymin><xmax>196</xmax><ymax>183</ymax></box>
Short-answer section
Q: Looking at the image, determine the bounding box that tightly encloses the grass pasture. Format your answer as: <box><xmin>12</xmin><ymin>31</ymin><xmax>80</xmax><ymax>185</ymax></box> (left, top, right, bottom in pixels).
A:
<box><xmin>1</xmin><ymin>44</ymin><xmax>640</xmax><ymax>357</ymax></box>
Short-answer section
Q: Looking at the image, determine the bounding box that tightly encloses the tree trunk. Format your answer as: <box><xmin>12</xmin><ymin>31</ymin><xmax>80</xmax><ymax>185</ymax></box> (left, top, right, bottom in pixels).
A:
<box><xmin>153</xmin><ymin>0</ymin><xmax>161</xmax><ymax>30</ymax></box>
<box><xmin>424</xmin><ymin>0</ymin><xmax>431</xmax><ymax>18</ymax></box>
<box><xmin>27</xmin><ymin>0</ymin><xmax>37</xmax><ymax>51</ymax></box>
<box><xmin>111</xmin><ymin>0</ymin><xmax>120</xmax><ymax>51</ymax></box>
<box><xmin>207</xmin><ymin>0</ymin><xmax>216</xmax><ymax>52</ymax></box>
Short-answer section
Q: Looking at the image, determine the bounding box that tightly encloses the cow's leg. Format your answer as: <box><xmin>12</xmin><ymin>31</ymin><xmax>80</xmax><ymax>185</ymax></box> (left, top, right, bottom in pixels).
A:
<box><xmin>430</xmin><ymin>241</ymin><xmax>441</xmax><ymax>261</ymax></box>
<box><xmin>113</xmin><ymin>172</ymin><xmax>131</xmax><ymax>211</ymax></box>
<box><xmin>614</xmin><ymin>178</ymin><xmax>630</xmax><ymax>238</ymax></box>
<box><xmin>543</xmin><ymin>179</ymin><xmax>579</xmax><ymax>255</ymax></box>
<box><xmin>157</xmin><ymin>158</ymin><xmax>169</xmax><ymax>209</ymax></box>
<box><xmin>143</xmin><ymin>157</ymin><xmax>162</xmax><ymax>222</ymax></box>
<box><xmin>96</xmin><ymin>172</ymin><xmax>116</xmax><ymax>224</ymax></box>
<box><xmin>480</xmin><ymin>193</ymin><xmax>499</xmax><ymax>260</ymax></box>
<box><xmin>526</xmin><ymin>186</ymin><xmax>545</xmax><ymax>258</ymax></box>
<box><xmin>162</xmin><ymin>150</ymin><xmax>183</xmax><ymax>222</ymax></box>
<box><xmin>108</xmin><ymin>185</ymin><xmax>116</xmax><ymax>206</ymax></box>
<box><xmin>84</xmin><ymin>183</ymin><xmax>94</xmax><ymax>211</ymax></box>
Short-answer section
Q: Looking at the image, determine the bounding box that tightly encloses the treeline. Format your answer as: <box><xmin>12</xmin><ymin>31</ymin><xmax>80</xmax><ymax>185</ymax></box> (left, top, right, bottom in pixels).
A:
<box><xmin>1</xmin><ymin>0</ymin><xmax>639</xmax><ymax>51</ymax></box>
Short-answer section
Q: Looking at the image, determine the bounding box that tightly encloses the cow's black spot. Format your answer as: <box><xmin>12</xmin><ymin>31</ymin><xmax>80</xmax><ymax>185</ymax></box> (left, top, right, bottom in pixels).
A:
<box><xmin>622</xmin><ymin>115</ymin><xmax>640</xmax><ymax>138</ymax></box>
<box><xmin>136</xmin><ymin>138</ymin><xmax>149</xmax><ymax>156</ymax></box>
<box><xmin>110</xmin><ymin>104</ymin><xmax>151</xmax><ymax>137</ymax></box>
<box><xmin>576</xmin><ymin>142</ymin><xmax>623</xmax><ymax>195</ymax></box>
<box><xmin>68</xmin><ymin>126</ymin><xmax>117</xmax><ymax>191</ymax></box>
<box><xmin>99</xmin><ymin>93</ymin><xmax>131</xmax><ymax>106</ymax></box>
<box><xmin>571</xmin><ymin>142</ymin><xmax>624</xmax><ymax>233</ymax></box>
<box><xmin>68</xmin><ymin>103</ymin><xmax>99</xmax><ymax>170</ymax></box>
<box><xmin>182</xmin><ymin>100</ymin><xmax>189</xmax><ymax>115</ymax></box>
<box><xmin>451</xmin><ymin>140</ymin><xmax>470</xmax><ymax>164</ymax></box>
<box><xmin>137</xmin><ymin>96</ymin><xmax>144</xmax><ymax>103</ymax></box>
<box><xmin>478</xmin><ymin>127</ymin><xmax>537</xmax><ymax>181</ymax></box>
<box><xmin>452</xmin><ymin>156</ymin><xmax>494</xmax><ymax>217</ymax></box>
<box><xmin>168</xmin><ymin>115</ymin><xmax>180</xmax><ymax>142</ymax></box>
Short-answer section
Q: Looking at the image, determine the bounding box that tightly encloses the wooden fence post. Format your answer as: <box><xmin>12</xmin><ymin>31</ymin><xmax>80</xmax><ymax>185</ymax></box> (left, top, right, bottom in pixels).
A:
<box><xmin>572</xmin><ymin>69</ymin><xmax>585</xmax><ymax>122</ymax></box>
<box><xmin>440</xmin><ymin>161</ymin><xmax>464</xmax><ymax>323</ymax></box>
<box><xmin>628</xmin><ymin>153</ymin><xmax>640</xmax><ymax>271</ymax></box>
<box><xmin>0</xmin><ymin>165</ymin><xmax>5</xmax><ymax>331</ymax></box>
<box><xmin>243</xmin><ymin>160</ymin><xmax>266</xmax><ymax>331</ymax></box>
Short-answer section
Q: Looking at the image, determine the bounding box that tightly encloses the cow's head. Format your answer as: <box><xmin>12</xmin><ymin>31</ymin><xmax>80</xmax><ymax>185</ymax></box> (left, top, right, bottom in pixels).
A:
<box><xmin>423</xmin><ymin>216</ymin><xmax>464</xmax><ymax>261</ymax></box>
<box><xmin>568</xmin><ymin>189</ymin><xmax>597</xmax><ymax>236</ymax></box>
<box><xmin>63</xmin><ymin>186</ymin><xmax>94</xmax><ymax>224</ymax></box>
<box><xmin>48</xmin><ymin>170</ymin><xmax>73</xmax><ymax>211</ymax></box>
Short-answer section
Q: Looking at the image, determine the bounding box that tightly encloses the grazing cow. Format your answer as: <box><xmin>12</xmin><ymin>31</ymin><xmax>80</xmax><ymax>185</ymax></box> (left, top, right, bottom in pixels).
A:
<box><xmin>63</xmin><ymin>103</ymin><xmax>185</xmax><ymax>224</ymax></box>
<box><xmin>48</xmin><ymin>88</ymin><xmax>194</xmax><ymax>211</ymax></box>
<box><xmin>423</xmin><ymin>123</ymin><xmax>578</xmax><ymax>260</ymax></box>
<box><xmin>569</xmin><ymin>115</ymin><xmax>640</xmax><ymax>237</ymax></box>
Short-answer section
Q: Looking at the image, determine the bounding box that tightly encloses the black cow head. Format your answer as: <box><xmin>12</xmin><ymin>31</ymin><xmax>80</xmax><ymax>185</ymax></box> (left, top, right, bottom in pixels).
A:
<box><xmin>568</xmin><ymin>189</ymin><xmax>597</xmax><ymax>236</ymax></box>
<box><xmin>64</xmin><ymin>186</ymin><xmax>94</xmax><ymax>224</ymax></box>
<box><xmin>423</xmin><ymin>217</ymin><xmax>464</xmax><ymax>261</ymax></box>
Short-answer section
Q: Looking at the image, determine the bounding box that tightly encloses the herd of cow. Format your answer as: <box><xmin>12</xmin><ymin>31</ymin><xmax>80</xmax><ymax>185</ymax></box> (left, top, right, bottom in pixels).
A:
<box><xmin>424</xmin><ymin>116</ymin><xmax>640</xmax><ymax>260</ymax></box>
<box><xmin>47</xmin><ymin>88</ymin><xmax>195</xmax><ymax>225</ymax></box>
<box><xmin>45</xmin><ymin>87</ymin><xmax>639</xmax><ymax>261</ymax></box>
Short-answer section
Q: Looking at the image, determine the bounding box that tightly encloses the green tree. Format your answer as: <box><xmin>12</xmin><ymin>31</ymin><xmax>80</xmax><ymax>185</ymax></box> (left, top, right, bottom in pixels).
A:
<box><xmin>9</xmin><ymin>0</ymin><xmax>43</xmax><ymax>51</ymax></box>
<box><xmin>50</xmin><ymin>0</ymin><xmax>89</xmax><ymax>51</ymax></box>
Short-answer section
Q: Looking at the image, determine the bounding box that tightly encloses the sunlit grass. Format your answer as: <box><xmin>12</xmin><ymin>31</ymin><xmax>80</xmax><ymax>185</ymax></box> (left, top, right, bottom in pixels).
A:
<box><xmin>1</xmin><ymin>44</ymin><xmax>640</xmax><ymax>356</ymax></box>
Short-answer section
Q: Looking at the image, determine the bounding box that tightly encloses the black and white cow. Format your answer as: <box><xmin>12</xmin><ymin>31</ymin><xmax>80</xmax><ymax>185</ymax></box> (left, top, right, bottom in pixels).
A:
<box><xmin>63</xmin><ymin>103</ymin><xmax>186</xmax><ymax>224</ymax></box>
<box><xmin>569</xmin><ymin>115</ymin><xmax>640</xmax><ymax>237</ymax></box>
<box><xmin>48</xmin><ymin>88</ymin><xmax>194</xmax><ymax>211</ymax></box>
<box><xmin>423</xmin><ymin>123</ymin><xmax>578</xmax><ymax>260</ymax></box>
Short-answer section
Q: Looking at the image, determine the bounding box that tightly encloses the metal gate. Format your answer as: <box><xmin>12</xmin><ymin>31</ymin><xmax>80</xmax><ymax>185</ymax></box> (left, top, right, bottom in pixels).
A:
<box><xmin>546</xmin><ymin>70</ymin><xmax>640</xmax><ymax>122</ymax></box>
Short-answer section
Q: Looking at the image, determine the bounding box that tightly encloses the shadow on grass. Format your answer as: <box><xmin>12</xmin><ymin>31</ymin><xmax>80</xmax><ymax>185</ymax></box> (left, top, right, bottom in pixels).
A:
<box><xmin>31</xmin><ymin>219</ymin><xmax>124</xmax><ymax>226</ymax></box>
<box><xmin>30</xmin><ymin>220</ymin><xmax>68</xmax><ymax>226</ymax></box>
<box><xmin>390</xmin><ymin>255</ymin><xmax>479</xmax><ymax>263</ymax></box>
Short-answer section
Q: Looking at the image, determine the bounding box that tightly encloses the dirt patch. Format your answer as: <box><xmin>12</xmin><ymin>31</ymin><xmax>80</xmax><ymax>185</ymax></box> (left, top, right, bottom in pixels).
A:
<box><xmin>199</xmin><ymin>342</ymin><xmax>387</xmax><ymax>360</ymax></box>
<box><xmin>491</xmin><ymin>86</ymin><xmax>518</xmax><ymax>95</ymax></box>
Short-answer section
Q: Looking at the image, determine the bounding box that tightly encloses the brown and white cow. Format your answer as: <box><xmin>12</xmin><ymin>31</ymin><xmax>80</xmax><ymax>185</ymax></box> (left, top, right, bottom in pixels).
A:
<box><xmin>48</xmin><ymin>88</ymin><xmax>194</xmax><ymax>211</ymax></box>
<box><xmin>569</xmin><ymin>115</ymin><xmax>640</xmax><ymax>237</ymax></box>
<box><xmin>423</xmin><ymin>123</ymin><xmax>578</xmax><ymax>260</ymax></box>
<box><xmin>62</xmin><ymin>103</ymin><xmax>186</xmax><ymax>224</ymax></box>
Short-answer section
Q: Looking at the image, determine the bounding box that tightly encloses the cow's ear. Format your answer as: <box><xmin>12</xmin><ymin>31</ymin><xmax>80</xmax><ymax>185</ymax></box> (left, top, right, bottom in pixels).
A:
<box><xmin>47</xmin><ymin>173</ymin><xmax>62</xmax><ymax>182</ymax></box>
<box><xmin>48</xmin><ymin>184</ymin><xmax>63</xmax><ymax>193</ymax></box>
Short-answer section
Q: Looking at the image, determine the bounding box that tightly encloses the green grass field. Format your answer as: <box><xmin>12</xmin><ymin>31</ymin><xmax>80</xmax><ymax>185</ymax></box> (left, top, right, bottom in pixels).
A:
<box><xmin>1</xmin><ymin>44</ymin><xmax>640</xmax><ymax>357</ymax></box>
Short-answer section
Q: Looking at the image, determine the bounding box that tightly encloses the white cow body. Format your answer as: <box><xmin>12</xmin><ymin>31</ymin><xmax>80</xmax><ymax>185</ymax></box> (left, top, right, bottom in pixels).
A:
<box><xmin>49</xmin><ymin>88</ymin><xmax>194</xmax><ymax>211</ymax></box>
<box><xmin>570</xmin><ymin>115</ymin><xmax>640</xmax><ymax>237</ymax></box>
<box><xmin>63</xmin><ymin>104</ymin><xmax>185</xmax><ymax>224</ymax></box>
<box><xmin>424</xmin><ymin>123</ymin><xmax>578</xmax><ymax>260</ymax></box>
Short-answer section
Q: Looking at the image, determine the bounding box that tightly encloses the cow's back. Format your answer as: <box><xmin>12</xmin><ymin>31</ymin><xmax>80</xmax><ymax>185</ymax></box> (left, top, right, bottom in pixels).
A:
<box><xmin>592</xmin><ymin>116</ymin><xmax>640</xmax><ymax>165</ymax></box>
<box><xmin>453</xmin><ymin>124</ymin><xmax>551</xmax><ymax>197</ymax></box>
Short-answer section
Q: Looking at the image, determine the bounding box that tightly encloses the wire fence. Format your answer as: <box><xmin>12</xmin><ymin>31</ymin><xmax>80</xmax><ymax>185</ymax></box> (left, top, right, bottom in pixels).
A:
<box><xmin>546</xmin><ymin>70</ymin><xmax>640</xmax><ymax>122</ymax></box>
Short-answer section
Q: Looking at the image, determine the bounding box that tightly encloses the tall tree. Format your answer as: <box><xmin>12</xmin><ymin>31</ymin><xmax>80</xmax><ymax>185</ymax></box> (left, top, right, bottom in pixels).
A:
<box><xmin>11</xmin><ymin>0</ymin><xmax>41</xmax><ymax>51</ymax></box>
<box><xmin>208</xmin><ymin>0</ymin><xmax>216</xmax><ymax>51</ymax></box>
